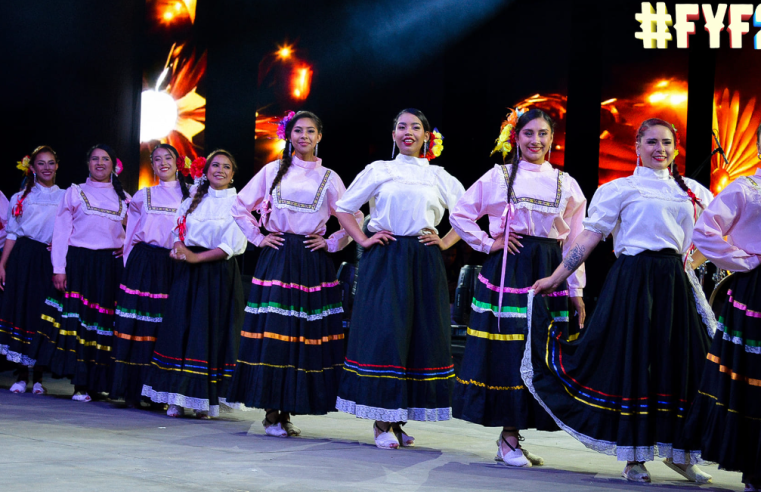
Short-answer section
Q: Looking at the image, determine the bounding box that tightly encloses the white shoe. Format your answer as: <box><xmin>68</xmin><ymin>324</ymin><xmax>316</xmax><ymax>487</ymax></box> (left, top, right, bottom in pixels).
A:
<box><xmin>72</xmin><ymin>392</ymin><xmax>91</xmax><ymax>402</ymax></box>
<box><xmin>373</xmin><ymin>423</ymin><xmax>399</xmax><ymax>449</ymax></box>
<box><xmin>264</xmin><ymin>422</ymin><xmax>288</xmax><ymax>437</ymax></box>
<box><xmin>32</xmin><ymin>382</ymin><xmax>47</xmax><ymax>395</ymax></box>
<box><xmin>393</xmin><ymin>426</ymin><xmax>415</xmax><ymax>447</ymax></box>
<box><xmin>167</xmin><ymin>404</ymin><xmax>183</xmax><ymax>417</ymax></box>
<box><xmin>495</xmin><ymin>436</ymin><xmax>531</xmax><ymax>467</ymax></box>
<box><xmin>662</xmin><ymin>458</ymin><xmax>712</xmax><ymax>484</ymax></box>
<box><xmin>622</xmin><ymin>462</ymin><xmax>651</xmax><ymax>482</ymax></box>
<box><xmin>283</xmin><ymin>421</ymin><xmax>301</xmax><ymax>436</ymax></box>
<box><xmin>10</xmin><ymin>381</ymin><xmax>27</xmax><ymax>394</ymax></box>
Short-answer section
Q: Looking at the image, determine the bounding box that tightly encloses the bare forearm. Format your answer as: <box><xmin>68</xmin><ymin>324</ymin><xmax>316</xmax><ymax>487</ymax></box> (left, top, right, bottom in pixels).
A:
<box><xmin>690</xmin><ymin>249</ymin><xmax>708</xmax><ymax>270</ymax></box>
<box><xmin>550</xmin><ymin>230</ymin><xmax>602</xmax><ymax>284</ymax></box>
<box><xmin>440</xmin><ymin>229</ymin><xmax>461</xmax><ymax>250</ymax></box>
<box><xmin>336</xmin><ymin>212</ymin><xmax>369</xmax><ymax>245</ymax></box>
<box><xmin>194</xmin><ymin>247</ymin><xmax>229</xmax><ymax>263</ymax></box>
<box><xmin>0</xmin><ymin>239</ymin><xmax>16</xmax><ymax>269</ymax></box>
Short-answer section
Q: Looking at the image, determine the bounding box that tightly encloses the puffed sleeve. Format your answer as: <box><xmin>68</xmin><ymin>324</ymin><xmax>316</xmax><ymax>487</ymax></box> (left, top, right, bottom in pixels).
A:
<box><xmin>693</xmin><ymin>180</ymin><xmax>758</xmax><ymax>272</ymax></box>
<box><xmin>325</xmin><ymin>172</ymin><xmax>363</xmax><ymax>253</ymax></box>
<box><xmin>335</xmin><ymin>163</ymin><xmax>382</xmax><ymax>214</ymax></box>
<box><xmin>563</xmin><ymin>177</ymin><xmax>588</xmax><ymax>297</ymax></box>
<box><xmin>122</xmin><ymin>188</ymin><xmax>145</xmax><ymax>265</ymax></box>
<box><xmin>0</xmin><ymin>192</ymin><xmax>8</xmax><ymax>242</ymax></box>
<box><xmin>217</xmin><ymin>199</ymin><xmax>248</xmax><ymax>259</ymax></box>
<box><xmin>582</xmin><ymin>180</ymin><xmax>622</xmax><ymax>239</ymax></box>
<box><xmin>6</xmin><ymin>192</ymin><xmax>22</xmax><ymax>241</ymax></box>
<box><xmin>51</xmin><ymin>187</ymin><xmax>76</xmax><ymax>274</ymax></box>
<box><xmin>449</xmin><ymin>169</ymin><xmax>496</xmax><ymax>254</ymax></box>
<box><xmin>434</xmin><ymin>167</ymin><xmax>466</xmax><ymax>211</ymax></box>
<box><xmin>232</xmin><ymin>163</ymin><xmax>271</xmax><ymax>247</ymax></box>
<box><xmin>684</xmin><ymin>177</ymin><xmax>714</xmax><ymax>218</ymax></box>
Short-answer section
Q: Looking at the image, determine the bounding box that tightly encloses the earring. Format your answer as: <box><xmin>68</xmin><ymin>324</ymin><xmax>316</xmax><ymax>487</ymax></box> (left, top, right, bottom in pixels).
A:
<box><xmin>231</xmin><ymin>178</ymin><xmax>234</xmax><ymax>184</ymax></box>
<box><xmin>516</xmin><ymin>146</ymin><xmax>521</xmax><ymax>161</ymax></box>
<box><xmin>175</xmin><ymin>170</ymin><xmax>179</xmax><ymax>181</ymax></box>
<box><xmin>287</xmin><ymin>141</ymin><xmax>292</xmax><ymax>155</ymax></box>
<box><xmin>391</xmin><ymin>141</ymin><xmax>397</xmax><ymax>159</ymax></box>
<box><xmin>315</xmin><ymin>143</ymin><xmax>319</xmax><ymax>157</ymax></box>
<box><xmin>547</xmin><ymin>148</ymin><xmax>552</xmax><ymax>163</ymax></box>
<box><xmin>424</xmin><ymin>141</ymin><xmax>429</xmax><ymax>155</ymax></box>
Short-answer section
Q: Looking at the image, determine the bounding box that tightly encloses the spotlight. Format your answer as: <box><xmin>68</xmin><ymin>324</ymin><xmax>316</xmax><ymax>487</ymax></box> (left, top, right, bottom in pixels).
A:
<box><xmin>140</xmin><ymin>90</ymin><xmax>179</xmax><ymax>142</ymax></box>
<box><xmin>277</xmin><ymin>46</ymin><xmax>292</xmax><ymax>59</ymax></box>
<box><xmin>163</xmin><ymin>10</ymin><xmax>175</xmax><ymax>21</ymax></box>
<box><xmin>648</xmin><ymin>92</ymin><xmax>666</xmax><ymax>104</ymax></box>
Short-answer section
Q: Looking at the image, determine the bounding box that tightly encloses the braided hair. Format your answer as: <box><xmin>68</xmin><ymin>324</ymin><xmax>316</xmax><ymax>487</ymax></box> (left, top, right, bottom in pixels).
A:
<box><xmin>270</xmin><ymin>111</ymin><xmax>323</xmax><ymax>195</ymax></box>
<box><xmin>505</xmin><ymin>109</ymin><xmax>556</xmax><ymax>205</ymax></box>
<box><xmin>86</xmin><ymin>144</ymin><xmax>127</xmax><ymax>202</ymax></box>
<box><xmin>14</xmin><ymin>145</ymin><xmax>58</xmax><ymax>217</ymax></box>
<box><xmin>151</xmin><ymin>143</ymin><xmax>190</xmax><ymax>199</ymax></box>
<box><xmin>184</xmin><ymin>149</ymin><xmax>238</xmax><ymax>217</ymax></box>
<box><xmin>635</xmin><ymin>118</ymin><xmax>704</xmax><ymax>210</ymax></box>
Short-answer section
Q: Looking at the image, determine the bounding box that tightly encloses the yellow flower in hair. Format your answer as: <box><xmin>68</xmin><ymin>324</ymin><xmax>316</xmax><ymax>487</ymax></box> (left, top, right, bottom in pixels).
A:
<box><xmin>184</xmin><ymin>156</ymin><xmax>192</xmax><ymax>170</ymax></box>
<box><xmin>491</xmin><ymin>124</ymin><xmax>514</xmax><ymax>159</ymax></box>
<box><xmin>16</xmin><ymin>155</ymin><xmax>31</xmax><ymax>173</ymax></box>
<box><xmin>431</xmin><ymin>130</ymin><xmax>444</xmax><ymax>157</ymax></box>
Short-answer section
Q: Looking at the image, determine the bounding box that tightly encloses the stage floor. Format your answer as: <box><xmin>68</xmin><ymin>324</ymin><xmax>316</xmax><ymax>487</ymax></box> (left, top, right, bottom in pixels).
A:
<box><xmin>0</xmin><ymin>372</ymin><xmax>745</xmax><ymax>492</ymax></box>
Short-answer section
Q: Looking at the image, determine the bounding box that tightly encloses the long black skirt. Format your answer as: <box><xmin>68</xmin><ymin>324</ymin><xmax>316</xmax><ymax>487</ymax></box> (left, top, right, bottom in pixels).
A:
<box><xmin>31</xmin><ymin>246</ymin><xmax>123</xmax><ymax>392</ymax></box>
<box><xmin>453</xmin><ymin>235</ymin><xmax>567</xmax><ymax>429</ymax></box>
<box><xmin>226</xmin><ymin>234</ymin><xmax>344</xmax><ymax>415</ymax></box>
<box><xmin>0</xmin><ymin>237</ymin><xmax>53</xmax><ymax>366</ymax></box>
<box><xmin>522</xmin><ymin>249</ymin><xmax>713</xmax><ymax>463</ymax></box>
<box><xmin>110</xmin><ymin>242</ymin><xmax>175</xmax><ymax>402</ymax></box>
<box><xmin>141</xmin><ymin>249</ymin><xmax>244</xmax><ymax>417</ymax></box>
<box><xmin>336</xmin><ymin>236</ymin><xmax>454</xmax><ymax>422</ymax></box>
<box><xmin>684</xmin><ymin>266</ymin><xmax>761</xmax><ymax>474</ymax></box>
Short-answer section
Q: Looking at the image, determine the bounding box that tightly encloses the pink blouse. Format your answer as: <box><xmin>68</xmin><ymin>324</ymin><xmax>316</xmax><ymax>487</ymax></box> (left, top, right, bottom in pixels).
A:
<box><xmin>232</xmin><ymin>156</ymin><xmax>361</xmax><ymax>253</ymax></box>
<box><xmin>450</xmin><ymin>161</ymin><xmax>587</xmax><ymax>296</ymax></box>
<box><xmin>123</xmin><ymin>180</ymin><xmax>183</xmax><ymax>264</ymax></box>
<box><xmin>0</xmin><ymin>192</ymin><xmax>8</xmax><ymax>250</ymax></box>
<box><xmin>51</xmin><ymin>179</ymin><xmax>130</xmax><ymax>274</ymax></box>
<box><xmin>692</xmin><ymin>168</ymin><xmax>761</xmax><ymax>272</ymax></box>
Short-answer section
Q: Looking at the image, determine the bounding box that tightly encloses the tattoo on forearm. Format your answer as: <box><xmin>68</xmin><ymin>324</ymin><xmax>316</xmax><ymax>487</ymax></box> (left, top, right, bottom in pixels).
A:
<box><xmin>563</xmin><ymin>245</ymin><xmax>586</xmax><ymax>272</ymax></box>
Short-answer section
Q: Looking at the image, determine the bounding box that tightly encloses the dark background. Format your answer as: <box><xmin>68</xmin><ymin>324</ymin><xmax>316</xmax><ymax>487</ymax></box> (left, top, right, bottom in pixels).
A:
<box><xmin>0</xmin><ymin>0</ymin><xmax>734</xmax><ymax>306</ymax></box>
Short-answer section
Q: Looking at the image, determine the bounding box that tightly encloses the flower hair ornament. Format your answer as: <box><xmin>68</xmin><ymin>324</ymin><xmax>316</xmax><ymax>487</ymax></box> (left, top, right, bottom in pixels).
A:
<box><xmin>490</xmin><ymin>108</ymin><xmax>524</xmax><ymax>162</ymax></box>
<box><xmin>276</xmin><ymin>111</ymin><xmax>296</xmax><ymax>140</ymax></box>
<box><xmin>16</xmin><ymin>155</ymin><xmax>32</xmax><ymax>175</ymax></box>
<box><xmin>424</xmin><ymin>128</ymin><xmax>445</xmax><ymax>161</ymax></box>
<box><xmin>179</xmin><ymin>156</ymin><xmax>193</xmax><ymax>177</ymax></box>
<box><xmin>184</xmin><ymin>156</ymin><xmax>207</xmax><ymax>185</ymax></box>
<box><xmin>671</xmin><ymin>123</ymin><xmax>681</xmax><ymax>158</ymax></box>
<box><xmin>115</xmin><ymin>158</ymin><xmax>124</xmax><ymax>176</ymax></box>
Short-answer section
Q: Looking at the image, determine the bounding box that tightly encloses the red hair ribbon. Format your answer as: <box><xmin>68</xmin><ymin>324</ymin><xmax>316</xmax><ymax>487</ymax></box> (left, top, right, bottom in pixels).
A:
<box><xmin>175</xmin><ymin>216</ymin><xmax>188</xmax><ymax>242</ymax></box>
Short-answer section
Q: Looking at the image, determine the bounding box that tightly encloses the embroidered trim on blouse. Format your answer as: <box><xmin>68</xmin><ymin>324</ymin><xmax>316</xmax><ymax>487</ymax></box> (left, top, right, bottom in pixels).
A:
<box><xmin>501</xmin><ymin>165</ymin><xmax>564</xmax><ymax>209</ymax></box>
<box><xmin>74</xmin><ymin>184</ymin><xmax>126</xmax><ymax>220</ymax></box>
<box><xmin>145</xmin><ymin>188</ymin><xmax>178</xmax><ymax>215</ymax></box>
<box><xmin>746</xmin><ymin>176</ymin><xmax>759</xmax><ymax>188</ymax></box>
<box><xmin>273</xmin><ymin>170</ymin><xmax>332</xmax><ymax>213</ymax></box>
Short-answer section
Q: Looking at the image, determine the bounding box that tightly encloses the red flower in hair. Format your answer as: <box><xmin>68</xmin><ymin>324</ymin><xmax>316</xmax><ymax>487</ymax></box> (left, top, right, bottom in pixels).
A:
<box><xmin>189</xmin><ymin>156</ymin><xmax>207</xmax><ymax>180</ymax></box>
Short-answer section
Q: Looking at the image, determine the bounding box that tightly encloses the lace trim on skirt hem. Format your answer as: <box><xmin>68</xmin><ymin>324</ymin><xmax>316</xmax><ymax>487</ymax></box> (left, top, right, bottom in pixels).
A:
<box><xmin>141</xmin><ymin>385</ymin><xmax>220</xmax><ymax>417</ymax></box>
<box><xmin>335</xmin><ymin>396</ymin><xmax>451</xmax><ymax>422</ymax></box>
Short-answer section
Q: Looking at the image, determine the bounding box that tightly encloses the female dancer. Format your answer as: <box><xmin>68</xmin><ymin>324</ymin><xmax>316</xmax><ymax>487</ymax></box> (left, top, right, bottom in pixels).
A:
<box><xmin>527</xmin><ymin>118</ymin><xmax>714</xmax><ymax>482</ymax></box>
<box><xmin>684</xmin><ymin>122</ymin><xmax>761</xmax><ymax>492</ymax></box>
<box><xmin>449</xmin><ymin>109</ymin><xmax>587</xmax><ymax>467</ymax></box>
<box><xmin>334</xmin><ymin>108</ymin><xmax>465</xmax><ymax>449</ymax></box>
<box><xmin>110</xmin><ymin>143</ymin><xmax>188</xmax><ymax>405</ymax></box>
<box><xmin>0</xmin><ymin>146</ymin><xmax>64</xmax><ymax>394</ymax></box>
<box><xmin>227</xmin><ymin>111</ymin><xmax>361</xmax><ymax>436</ymax></box>
<box><xmin>32</xmin><ymin>144</ymin><xmax>130</xmax><ymax>402</ymax></box>
<box><xmin>141</xmin><ymin>149</ymin><xmax>247</xmax><ymax>418</ymax></box>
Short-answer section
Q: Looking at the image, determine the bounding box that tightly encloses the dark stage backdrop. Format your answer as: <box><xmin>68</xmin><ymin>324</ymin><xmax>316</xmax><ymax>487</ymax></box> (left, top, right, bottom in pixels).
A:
<box><xmin>1</xmin><ymin>0</ymin><xmax>733</xmax><ymax>306</ymax></box>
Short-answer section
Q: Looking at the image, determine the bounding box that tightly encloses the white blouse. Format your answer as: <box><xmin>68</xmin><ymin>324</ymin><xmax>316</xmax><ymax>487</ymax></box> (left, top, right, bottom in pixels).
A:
<box><xmin>335</xmin><ymin>154</ymin><xmax>466</xmax><ymax>236</ymax></box>
<box><xmin>7</xmin><ymin>184</ymin><xmax>65</xmax><ymax>244</ymax></box>
<box><xmin>0</xmin><ymin>192</ymin><xmax>10</xmax><ymax>250</ymax></box>
<box><xmin>583</xmin><ymin>166</ymin><xmax>714</xmax><ymax>256</ymax></box>
<box><xmin>174</xmin><ymin>187</ymin><xmax>247</xmax><ymax>259</ymax></box>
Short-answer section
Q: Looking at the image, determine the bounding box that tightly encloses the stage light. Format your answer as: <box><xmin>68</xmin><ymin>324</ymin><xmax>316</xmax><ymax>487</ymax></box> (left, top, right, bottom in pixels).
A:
<box><xmin>648</xmin><ymin>92</ymin><xmax>666</xmax><ymax>103</ymax></box>
<box><xmin>656</xmin><ymin>80</ymin><xmax>669</xmax><ymax>88</ymax></box>
<box><xmin>291</xmin><ymin>66</ymin><xmax>312</xmax><ymax>100</ymax></box>
<box><xmin>140</xmin><ymin>90</ymin><xmax>179</xmax><ymax>142</ymax></box>
<box><xmin>669</xmin><ymin>94</ymin><xmax>687</xmax><ymax>105</ymax></box>
<box><xmin>163</xmin><ymin>10</ymin><xmax>175</xmax><ymax>21</ymax></box>
<box><xmin>601</xmin><ymin>98</ymin><xmax>617</xmax><ymax>105</ymax></box>
<box><xmin>277</xmin><ymin>45</ymin><xmax>292</xmax><ymax>59</ymax></box>
<box><xmin>174</xmin><ymin>2</ymin><xmax>182</xmax><ymax>11</ymax></box>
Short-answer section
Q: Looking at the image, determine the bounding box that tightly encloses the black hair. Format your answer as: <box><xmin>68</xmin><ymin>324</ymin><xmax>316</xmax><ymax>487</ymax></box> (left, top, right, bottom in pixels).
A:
<box><xmin>184</xmin><ymin>149</ymin><xmax>238</xmax><ymax>217</ymax></box>
<box><xmin>506</xmin><ymin>109</ymin><xmax>556</xmax><ymax>205</ymax></box>
<box><xmin>15</xmin><ymin>145</ymin><xmax>58</xmax><ymax>217</ymax></box>
<box><xmin>151</xmin><ymin>143</ymin><xmax>190</xmax><ymax>199</ymax></box>
<box><xmin>270</xmin><ymin>111</ymin><xmax>324</xmax><ymax>195</ymax></box>
<box><xmin>86</xmin><ymin>144</ymin><xmax>127</xmax><ymax>202</ymax></box>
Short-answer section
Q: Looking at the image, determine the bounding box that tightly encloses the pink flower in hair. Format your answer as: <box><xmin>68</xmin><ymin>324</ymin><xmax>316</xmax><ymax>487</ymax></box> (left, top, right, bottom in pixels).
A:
<box><xmin>276</xmin><ymin>111</ymin><xmax>296</xmax><ymax>140</ymax></box>
<box><xmin>115</xmin><ymin>158</ymin><xmax>124</xmax><ymax>176</ymax></box>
